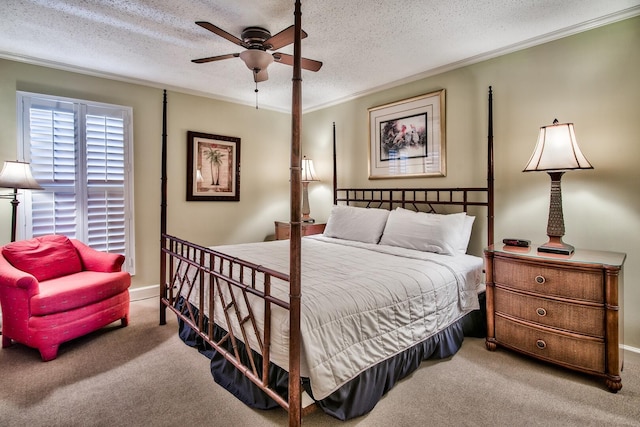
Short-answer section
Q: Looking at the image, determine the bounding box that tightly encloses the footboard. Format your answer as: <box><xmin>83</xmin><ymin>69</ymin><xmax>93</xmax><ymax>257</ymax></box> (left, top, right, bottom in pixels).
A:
<box><xmin>160</xmin><ymin>233</ymin><xmax>294</xmax><ymax>410</ymax></box>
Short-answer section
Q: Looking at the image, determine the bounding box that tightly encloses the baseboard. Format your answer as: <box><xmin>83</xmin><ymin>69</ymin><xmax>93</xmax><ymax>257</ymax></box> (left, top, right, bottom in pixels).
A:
<box><xmin>129</xmin><ymin>284</ymin><xmax>159</xmax><ymax>301</ymax></box>
<box><xmin>623</xmin><ymin>344</ymin><xmax>640</xmax><ymax>355</ymax></box>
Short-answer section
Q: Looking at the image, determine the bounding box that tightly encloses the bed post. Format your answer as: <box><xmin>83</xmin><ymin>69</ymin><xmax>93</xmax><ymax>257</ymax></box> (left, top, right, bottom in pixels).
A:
<box><xmin>487</xmin><ymin>86</ymin><xmax>494</xmax><ymax>247</ymax></box>
<box><xmin>332</xmin><ymin>122</ymin><xmax>337</xmax><ymax>205</ymax></box>
<box><xmin>288</xmin><ymin>1</ymin><xmax>303</xmax><ymax>426</ymax></box>
<box><xmin>160</xmin><ymin>89</ymin><xmax>168</xmax><ymax>326</ymax></box>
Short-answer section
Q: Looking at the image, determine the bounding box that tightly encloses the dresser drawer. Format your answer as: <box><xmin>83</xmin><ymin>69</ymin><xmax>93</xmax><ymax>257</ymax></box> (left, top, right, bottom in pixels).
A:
<box><xmin>274</xmin><ymin>221</ymin><xmax>326</xmax><ymax>240</ymax></box>
<box><xmin>275</xmin><ymin>224</ymin><xmax>291</xmax><ymax>240</ymax></box>
<box><xmin>494</xmin><ymin>257</ymin><xmax>603</xmax><ymax>302</ymax></box>
<box><xmin>495</xmin><ymin>315</ymin><xmax>605</xmax><ymax>373</ymax></box>
<box><xmin>494</xmin><ymin>287</ymin><xmax>605</xmax><ymax>337</ymax></box>
<box><xmin>302</xmin><ymin>223</ymin><xmax>326</xmax><ymax>236</ymax></box>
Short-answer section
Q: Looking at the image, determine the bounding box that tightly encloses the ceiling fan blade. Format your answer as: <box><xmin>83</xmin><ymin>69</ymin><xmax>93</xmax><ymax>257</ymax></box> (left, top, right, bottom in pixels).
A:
<box><xmin>192</xmin><ymin>53</ymin><xmax>240</xmax><ymax>64</ymax></box>
<box><xmin>265</xmin><ymin>25</ymin><xmax>308</xmax><ymax>50</ymax></box>
<box><xmin>273</xmin><ymin>52</ymin><xmax>322</xmax><ymax>72</ymax></box>
<box><xmin>195</xmin><ymin>21</ymin><xmax>248</xmax><ymax>48</ymax></box>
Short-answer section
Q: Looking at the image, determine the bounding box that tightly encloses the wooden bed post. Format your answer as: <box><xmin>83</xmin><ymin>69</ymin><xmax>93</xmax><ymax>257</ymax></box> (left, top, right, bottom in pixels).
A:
<box><xmin>332</xmin><ymin>122</ymin><xmax>337</xmax><ymax>205</ymax></box>
<box><xmin>160</xmin><ymin>89</ymin><xmax>168</xmax><ymax>326</ymax></box>
<box><xmin>288</xmin><ymin>1</ymin><xmax>303</xmax><ymax>426</ymax></box>
<box><xmin>487</xmin><ymin>86</ymin><xmax>494</xmax><ymax>246</ymax></box>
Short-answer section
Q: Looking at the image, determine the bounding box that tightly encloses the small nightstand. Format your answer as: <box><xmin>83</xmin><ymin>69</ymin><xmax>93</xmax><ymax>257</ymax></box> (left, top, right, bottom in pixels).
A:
<box><xmin>274</xmin><ymin>221</ymin><xmax>326</xmax><ymax>240</ymax></box>
<box><xmin>484</xmin><ymin>244</ymin><xmax>625</xmax><ymax>392</ymax></box>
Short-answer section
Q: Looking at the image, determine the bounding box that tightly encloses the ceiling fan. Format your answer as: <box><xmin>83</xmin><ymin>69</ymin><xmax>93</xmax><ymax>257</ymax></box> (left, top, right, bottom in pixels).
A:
<box><xmin>192</xmin><ymin>22</ymin><xmax>323</xmax><ymax>83</ymax></box>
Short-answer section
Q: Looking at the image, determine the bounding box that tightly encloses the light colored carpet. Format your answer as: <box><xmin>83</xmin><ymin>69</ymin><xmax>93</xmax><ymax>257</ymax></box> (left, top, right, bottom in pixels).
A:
<box><xmin>1</xmin><ymin>297</ymin><xmax>638</xmax><ymax>426</ymax></box>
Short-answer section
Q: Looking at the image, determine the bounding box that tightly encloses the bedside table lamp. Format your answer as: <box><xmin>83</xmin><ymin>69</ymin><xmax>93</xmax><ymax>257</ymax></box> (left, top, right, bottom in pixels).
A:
<box><xmin>523</xmin><ymin>119</ymin><xmax>593</xmax><ymax>255</ymax></box>
<box><xmin>301</xmin><ymin>157</ymin><xmax>319</xmax><ymax>223</ymax></box>
<box><xmin>0</xmin><ymin>161</ymin><xmax>43</xmax><ymax>242</ymax></box>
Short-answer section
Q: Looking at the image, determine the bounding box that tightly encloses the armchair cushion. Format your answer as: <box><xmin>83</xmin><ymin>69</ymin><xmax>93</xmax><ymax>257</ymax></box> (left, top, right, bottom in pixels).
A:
<box><xmin>30</xmin><ymin>270</ymin><xmax>131</xmax><ymax>316</ymax></box>
<box><xmin>2</xmin><ymin>235</ymin><xmax>82</xmax><ymax>282</ymax></box>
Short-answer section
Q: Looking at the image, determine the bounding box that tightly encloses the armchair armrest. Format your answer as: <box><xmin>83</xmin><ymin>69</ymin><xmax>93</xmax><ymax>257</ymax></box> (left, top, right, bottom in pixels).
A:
<box><xmin>0</xmin><ymin>253</ymin><xmax>39</xmax><ymax>295</ymax></box>
<box><xmin>70</xmin><ymin>239</ymin><xmax>125</xmax><ymax>272</ymax></box>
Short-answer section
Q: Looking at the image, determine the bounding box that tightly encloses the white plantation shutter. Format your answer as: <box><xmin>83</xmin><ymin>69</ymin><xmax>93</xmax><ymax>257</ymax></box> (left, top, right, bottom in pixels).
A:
<box><xmin>31</xmin><ymin>192</ymin><xmax>78</xmax><ymax>236</ymax></box>
<box><xmin>85</xmin><ymin>109</ymin><xmax>127</xmax><ymax>253</ymax></box>
<box><xmin>87</xmin><ymin>190</ymin><xmax>126</xmax><ymax>252</ymax></box>
<box><xmin>17</xmin><ymin>92</ymin><xmax>135</xmax><ymax>273</ymax></box>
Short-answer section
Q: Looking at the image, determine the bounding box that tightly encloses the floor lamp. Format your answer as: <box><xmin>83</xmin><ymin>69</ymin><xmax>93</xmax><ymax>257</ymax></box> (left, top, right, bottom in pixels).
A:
<box><xmin>301</xmin><ymin>157</ymin><xmax>319</xmax><ymax>223</ymax></box>
<box><xmin>0</xmin><ymin>161</ymin><xmax>43</xmax><ymax>242</ymax></box>
<box><xmin>523</xmin><ymin>119</ymin><xmax>593</xmax><ymax>255</ymax></box>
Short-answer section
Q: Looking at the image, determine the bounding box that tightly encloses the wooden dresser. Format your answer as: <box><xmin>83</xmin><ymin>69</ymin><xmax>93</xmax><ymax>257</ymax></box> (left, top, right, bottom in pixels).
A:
<box><xmin>274</xmin><ymin>221</ymin><xmax>326</xmax><ymax>240</ymax></box>
<box><xmin>484</xmin><ymin>244</ymin><xmax>625</xmax><ymax>392</ymax></box>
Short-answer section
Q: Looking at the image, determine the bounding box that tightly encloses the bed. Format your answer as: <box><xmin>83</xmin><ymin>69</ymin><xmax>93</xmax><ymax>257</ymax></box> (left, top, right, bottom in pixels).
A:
<box><xmin>159</xmin><ymin>2</ymin><xmax>495</xmax><ymax>425</ymax></box>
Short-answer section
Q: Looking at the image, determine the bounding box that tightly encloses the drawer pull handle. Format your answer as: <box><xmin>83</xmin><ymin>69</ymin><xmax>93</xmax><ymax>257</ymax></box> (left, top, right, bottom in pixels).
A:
<box><xmin>536</xmin><ymin>339</ymin><xmax>547</xmax><ymax>350</ymax></box>
<box><xmin>535</xmin><ymin>275</ymin><xmax>546</xmax><ymax>284</ymax></box>
<box><xmin>536</xmin><ymin>307</ymin><xmax>547</xmax><ymax>317</ymax></box>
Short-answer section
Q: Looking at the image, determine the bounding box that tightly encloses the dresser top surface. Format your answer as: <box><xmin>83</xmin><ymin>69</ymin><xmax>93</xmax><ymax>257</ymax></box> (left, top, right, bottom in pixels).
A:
<box><xmin>486</xmin><ymin>244</ymin><xmax>626</xmax><ymax>268</ymax></box>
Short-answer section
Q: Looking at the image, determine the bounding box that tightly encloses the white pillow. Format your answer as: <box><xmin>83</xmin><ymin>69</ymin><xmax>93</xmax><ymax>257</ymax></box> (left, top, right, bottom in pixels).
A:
<box><xmin>458</xmin><ymin>215</ymin><xmax>475</xmax><ymax>254</ymax></box>
<box><xmin>379</xmin><ymin>208</ymin><xmax>467</xmax><ymax>256</ymax></box>
<box><xmin>323</xmin><ymin>205</ymin><xmax>390</xmax><ymax>244</ymax></box>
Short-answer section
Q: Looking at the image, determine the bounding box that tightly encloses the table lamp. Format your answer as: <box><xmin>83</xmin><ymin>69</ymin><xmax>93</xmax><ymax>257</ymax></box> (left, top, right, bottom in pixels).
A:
<box><xmin>523</xmin><ymin>119</ymin><xmax>593</xmax><ymax>255</ymax></box>
<box><xmin>301</xmin><ymin>157</ymin><xmax>319</xmax><ymax>223</ymax></box>
<box><xmin>0</xmin><ymin>161</ymin><xmax>43</xmax><ymax>242</ymax></box>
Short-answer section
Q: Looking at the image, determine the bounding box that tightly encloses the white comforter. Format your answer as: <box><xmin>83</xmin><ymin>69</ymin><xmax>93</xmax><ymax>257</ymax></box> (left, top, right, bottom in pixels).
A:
<box><xmin>179</xmin><ymin>235</ymin><xmax>483</xmax><ymax>400</ymax></box>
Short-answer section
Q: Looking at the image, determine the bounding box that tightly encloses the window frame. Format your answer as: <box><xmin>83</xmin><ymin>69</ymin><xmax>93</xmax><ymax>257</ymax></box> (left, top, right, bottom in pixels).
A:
<box><xmin>16</xmin><ymin>91</ymin><xmax>136</xmax><ymax>274</ymax></box>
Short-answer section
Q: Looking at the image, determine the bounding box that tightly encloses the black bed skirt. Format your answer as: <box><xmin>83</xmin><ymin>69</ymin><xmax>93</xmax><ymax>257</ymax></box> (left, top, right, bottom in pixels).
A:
<box><xmin>174</xmin><ymin>293</ymin><xmax>486</xmax><ymax>421</ymax></box>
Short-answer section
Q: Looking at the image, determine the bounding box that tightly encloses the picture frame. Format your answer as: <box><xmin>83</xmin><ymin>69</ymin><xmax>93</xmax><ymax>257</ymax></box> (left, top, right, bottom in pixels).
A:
<box><xmin>187</xmin><ymin>131</ymin><xmax>240</xmax><ymax>201</ymax></box>
<box><xmin>368</xmin><ymin>89</ymin><xmax>446</xmax><ymax>179</ymax></box>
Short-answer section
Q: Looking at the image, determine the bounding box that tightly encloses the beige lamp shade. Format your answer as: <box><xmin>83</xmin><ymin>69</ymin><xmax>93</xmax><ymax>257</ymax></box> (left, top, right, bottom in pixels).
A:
<box><xmin>0</xmin><ymin>161</ymin><xmax>43</xmax><ymax>190</ymax></box>
<box><xmin>523</xmin><ymin>119</ymin><xmax>593</xmax><ymax>172</ymax></box>
<box><xmin>301</xmin><ymin>157</ymin><xmax>319</xmax><ymax>182</ymax></box>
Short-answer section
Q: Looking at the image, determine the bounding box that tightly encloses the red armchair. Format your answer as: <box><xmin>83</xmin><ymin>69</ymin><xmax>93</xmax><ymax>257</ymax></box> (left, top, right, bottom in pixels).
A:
<box><xmin>0</xmin><ymin>235</ymin><xmax>131</xmax><ymax>361</ymax></box>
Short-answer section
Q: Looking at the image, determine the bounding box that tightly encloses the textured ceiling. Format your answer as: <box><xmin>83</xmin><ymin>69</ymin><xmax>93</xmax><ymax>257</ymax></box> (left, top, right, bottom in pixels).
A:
<box><xmin>1</xmin><ymin>0</ymin><xmax>639</xmax><ymax>112</ymax></box>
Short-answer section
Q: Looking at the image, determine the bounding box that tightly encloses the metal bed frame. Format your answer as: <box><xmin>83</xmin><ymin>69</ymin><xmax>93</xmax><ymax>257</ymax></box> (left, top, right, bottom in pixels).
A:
<box><xmin>159</xmin><ymin>3</ymin><xmax>495</xmax><ymax>425</ymax></box>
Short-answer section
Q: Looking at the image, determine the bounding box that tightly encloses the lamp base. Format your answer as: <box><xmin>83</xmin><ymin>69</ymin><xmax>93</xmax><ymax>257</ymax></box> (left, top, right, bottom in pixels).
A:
<box><xmin>537</xmin><ymin>237</ymin><xmax>574</xmax><ymax>255</ymax></box>
<box><xmin>302</xmin><ymin>217</ymin><xmax>315</xmax><ymax>224</ymax></box>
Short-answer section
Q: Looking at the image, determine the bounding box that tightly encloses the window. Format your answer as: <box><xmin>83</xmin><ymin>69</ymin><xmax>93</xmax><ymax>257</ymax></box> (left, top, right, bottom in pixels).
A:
<box><xmin>17</xmin><ymin>92</ymin><xmax>135</xmax><ymax>273</ymax></box>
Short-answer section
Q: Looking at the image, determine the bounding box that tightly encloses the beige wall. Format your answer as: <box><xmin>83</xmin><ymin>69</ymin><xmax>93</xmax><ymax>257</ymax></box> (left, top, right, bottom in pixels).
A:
<box><xmin>303</xmin><ymin>16</ymin><xmax>640</xmax><ymax>348</ymax></box>
<box><xmin>0</xmin><ymin>60</ymin><xmax>292</xmax><ymax>290</ymax></box>
<box><xmin>0</xmin><ymin>16</ymin><xmax>638</xmax><ymax>347</ymax></box>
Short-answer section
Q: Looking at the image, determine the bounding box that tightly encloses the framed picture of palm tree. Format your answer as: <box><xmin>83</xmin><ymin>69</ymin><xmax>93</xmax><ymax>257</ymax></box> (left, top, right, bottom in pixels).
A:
<box><xmin>187</xmin><ymin>131</ymin><xmax>240</xmax><ymax>201</ymax></box>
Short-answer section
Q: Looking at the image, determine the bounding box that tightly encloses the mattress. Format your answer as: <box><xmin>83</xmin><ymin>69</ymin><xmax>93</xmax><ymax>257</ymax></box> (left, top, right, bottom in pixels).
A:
<box><xmin>178</xmin><ymin>234</ymin><xmax>483</xmax><ymax>400</ymax></box>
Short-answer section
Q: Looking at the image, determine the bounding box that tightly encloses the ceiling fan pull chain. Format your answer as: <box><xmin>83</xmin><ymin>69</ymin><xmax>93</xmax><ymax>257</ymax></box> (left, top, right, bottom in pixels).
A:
<box><xmin>255</xmin><ymin>85</ymin><xmax>259</xmax><ymax>109</ymax></box>
<box><xmin>254</xmin><ymin>70</ymin><xmax>260</xmax><ymax>109</ymax></box>
<box><xmin>254</xmin><ymin>82</ymin><xmax>258</xmax><ymax>110</ymax></box>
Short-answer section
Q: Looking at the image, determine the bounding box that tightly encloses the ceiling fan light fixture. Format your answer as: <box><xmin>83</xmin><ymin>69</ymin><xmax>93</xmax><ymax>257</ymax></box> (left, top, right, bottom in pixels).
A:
<box><xmin>254</xmin><ymin>69</ymin><xmax>269</xmax><ymax>83</ymax></box>
<box><xmin>239</xmin><ymin>49</ymin><xmax>274</xmax><ymax>73</ymax></box>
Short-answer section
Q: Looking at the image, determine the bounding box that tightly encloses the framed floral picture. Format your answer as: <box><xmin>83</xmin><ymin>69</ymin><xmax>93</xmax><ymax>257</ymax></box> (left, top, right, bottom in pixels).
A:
<box><xmin>368</xmin><ymin>89</ymin><xmax>445</xmax><ymax>179</ymax></box>
<box><xmin>187</xmin><ymin>131</ymin><xmax>240</xmax><ymax>201</ymax></box>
